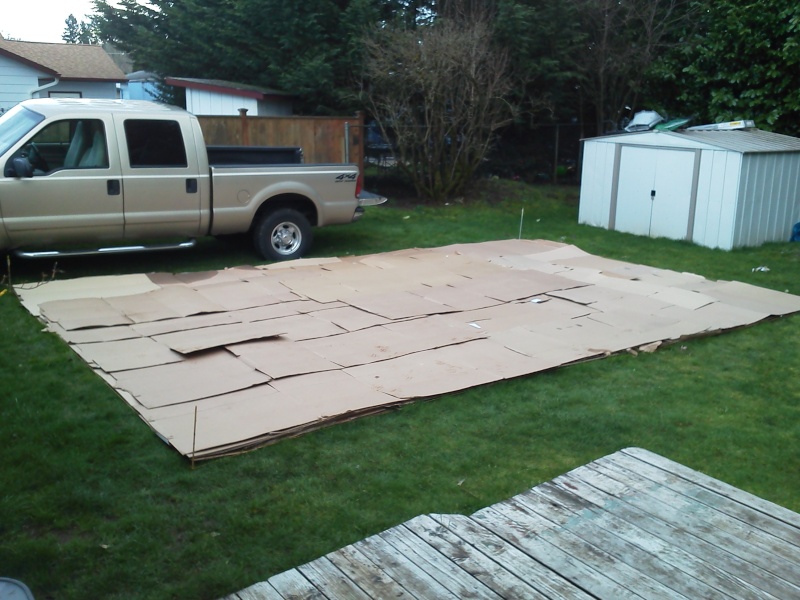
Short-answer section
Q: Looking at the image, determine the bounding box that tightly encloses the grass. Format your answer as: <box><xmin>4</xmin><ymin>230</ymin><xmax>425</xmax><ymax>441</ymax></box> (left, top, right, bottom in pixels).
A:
<box><xmin>1</xmin><ymin>180</ymin><xmax>798</xmax><ymax>599</ymax></box>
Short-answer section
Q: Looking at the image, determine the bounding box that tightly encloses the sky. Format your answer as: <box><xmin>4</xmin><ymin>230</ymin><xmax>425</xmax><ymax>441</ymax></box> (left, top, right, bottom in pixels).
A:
<box><xmin>1</xmin><ymin>1</ymin><xmax>102</xmax><ymax>44</ymax></box>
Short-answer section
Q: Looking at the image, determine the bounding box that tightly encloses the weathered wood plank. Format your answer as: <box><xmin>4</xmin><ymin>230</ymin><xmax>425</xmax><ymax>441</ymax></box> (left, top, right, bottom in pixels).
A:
<box><xmin>406</xmin><ymin>514</ymin><xmax>553</xmax><ymax>599</ymax></box>
<box><xmin>296</xmin><ymin>557</ymin><xmax>371</xmax><ymax>600</ymax></box>
<box><xmin>378</xmin><ymin>522</ymin><xmax>504</xmax><ymax>599</ymax></box>
<box><xmin>428</xmin><ymin>513</ymin><xmax>596</xmax><ymax>599</ymax></box>
<box><xmin>351</xmin><ymin>530</ymin><xmax>461</xmax><ymax>599</ymax></box>
<box><xmin>509</xmin><ymin>490</ymin><xmax>698</xmax><ymax>599</ymax></box>
<box><xmin>622</xmin><ymin>448</ymin><xmax>800</xmax><ymax>530</ymax></box>
<box><xmin>267</xmin><ymin>569</ymin><xmax>326</xmax><ymax>599</ymax></box>
<box><xmin>324</xmin><ymin>543</ymin><xmax>414</xmax><ymax>598</ymax></box>
<box><xmin>228</xmin><ymin>580</ymin><xmax>292</xmax><ymax>599</ymax></box>
<box><xmin>577</xmin><ymin>461</ymin><xmax>800</xmax><ymax>598</ymax></box>
<box><xmin>546</xmin><ymin>475</ymin><xmax>787</xmax><ymax>599</ymax></box>
<box><xmin>529</xmin><ymin>480</ymin><xmax>776</xmax><ymax>600</ymax></box>
<box><xmin>591</xmin><ymin>457</ymin><xmax>800</xmax><ymax>574</ymax></box>
<box><xmin>613</xmin><ymin>450</ymin><xmax>800</xmax><ymax>546</ymax></box>
<box><xmin>223</xmin><ymin>449</ymin><xmax>800</xmax><ymax>600</ymax></box>
<box><xmin>474</xmin><ymin>501</ymin><xmax>648</xmax><ymax>599</ymax></box>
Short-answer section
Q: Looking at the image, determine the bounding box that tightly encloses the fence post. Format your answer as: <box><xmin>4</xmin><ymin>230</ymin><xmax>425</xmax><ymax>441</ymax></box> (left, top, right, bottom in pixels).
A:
<box><xmin>344</xmin><ymin>122</ymin><xmax>351</xmax><ymax>164</ymax></box>
<box><xmin>356</xmin><ymin>110</ymin><xmax>365</xmax><ymax>177</ymax></box>
<box><xmin>238</xmin><ymin>108</ymin><xmax>250</xmax><ymax>146</ymax></box>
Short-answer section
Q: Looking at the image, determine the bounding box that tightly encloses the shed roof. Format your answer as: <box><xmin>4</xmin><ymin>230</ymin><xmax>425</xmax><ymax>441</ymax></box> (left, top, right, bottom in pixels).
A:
<box><xmin>674</xmin><ymin>129</ymin><xmax>800</xmax><ymax>153</ymax></box>
<box><xmin>586</xmin><ymin>129</ymin><xmax>800</xmax><ymax>154</ymax></box>
<box><xmin>0</xmin><ymin>38</ymin><xmax>126</xmax><ymax>82</ymax></box>
<box><xmin>165</xmin><ymin>77</ymin><xmax>293</xmax><ymax>100</ymax></box>
<box><xmin>588</xmin><ymin>128</ymin><xmax>800</xmax><ymax>154</ymax></box>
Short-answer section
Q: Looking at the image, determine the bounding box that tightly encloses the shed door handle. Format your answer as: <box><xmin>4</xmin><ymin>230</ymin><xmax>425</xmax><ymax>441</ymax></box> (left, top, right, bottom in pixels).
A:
<box><xmin>650</xmin><ymin>189</ymin><xmax>656</xmax><ymax>199</ymax></box>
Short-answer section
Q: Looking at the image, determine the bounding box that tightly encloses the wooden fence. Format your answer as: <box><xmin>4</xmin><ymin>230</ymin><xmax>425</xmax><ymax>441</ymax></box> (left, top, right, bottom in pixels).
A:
<box><xmin>197</xmin><ymin>111</ymin><xmax>365</xmax><ymax>174</ymax></box>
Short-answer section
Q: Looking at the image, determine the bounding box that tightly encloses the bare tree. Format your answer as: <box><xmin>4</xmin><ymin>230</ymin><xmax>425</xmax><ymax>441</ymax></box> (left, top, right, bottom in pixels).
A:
<box><xmin>575</xmin><ymin>0</ymin><xmax>698</xmax><ymax>134</ymax></box>
<box><xmin>362</xmin><ymin>10</ymin><xmax>514</xmax><ymax>202</ymax></box>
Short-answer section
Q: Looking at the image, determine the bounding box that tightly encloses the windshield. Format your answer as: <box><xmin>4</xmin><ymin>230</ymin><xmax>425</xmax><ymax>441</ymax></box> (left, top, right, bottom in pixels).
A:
<box><xmin>0</xmin><ymin>105</ymin><xmax>45</xmax><ymax>157</ymax></box>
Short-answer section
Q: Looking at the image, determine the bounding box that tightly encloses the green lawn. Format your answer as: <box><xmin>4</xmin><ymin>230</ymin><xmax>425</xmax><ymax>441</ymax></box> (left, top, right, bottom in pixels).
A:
<box><xmin>1</xmin><ymin>181</ymin><xmax>798</xmax><ymax>599</ymax></box>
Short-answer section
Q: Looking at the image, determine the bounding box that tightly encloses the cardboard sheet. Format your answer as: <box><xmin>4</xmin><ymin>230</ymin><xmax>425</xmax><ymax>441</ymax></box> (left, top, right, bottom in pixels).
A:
<box><xmin>16</xmin><ymin>240</ymin><xmax>800</xmax><ymax>459</ymax></box>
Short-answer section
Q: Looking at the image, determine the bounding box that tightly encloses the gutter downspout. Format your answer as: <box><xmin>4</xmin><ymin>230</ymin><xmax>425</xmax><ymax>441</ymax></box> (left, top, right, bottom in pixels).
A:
<box><xmin>30</xmin><ymin>77</ymin><xmax>61</xmax><ymax>98</ymax></box>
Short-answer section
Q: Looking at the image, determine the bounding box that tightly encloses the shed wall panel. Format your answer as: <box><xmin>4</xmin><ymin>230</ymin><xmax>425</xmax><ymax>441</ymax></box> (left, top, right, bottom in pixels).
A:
<box><xmin>716</xmin><ymin>152</ymin><xmax>742</xmax><ymax>250</ymax></box>
<box><xmin>578</xmin><ymin>141</ymin><xmax>616</xmax><ymax>228</ymax></box>
<box><xmin>736</xmin><ymin>153</ymin><xmax>800</xmax><ymax>247</ymax></box>
<box><xmin>693</xmin><ymin>150</ymin><xmax>741</xmax><ymax>250</ymax></box>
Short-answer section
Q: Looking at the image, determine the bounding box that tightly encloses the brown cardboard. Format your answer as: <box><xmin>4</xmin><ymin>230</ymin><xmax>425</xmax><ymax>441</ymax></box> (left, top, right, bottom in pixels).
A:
<box><xmin>15</xmin><ymin>273</ymin><xmax>158</xmax><ymax>316</ymax></box>
<box><xmin>227</xmin><ymin>338</ymin><xmax>340</xmax><ymax>379</ymax></box>
<box><xmin>40</xmin><ymin>297</ymin><xmax>132</xmax><ymax>330</ymax></box>
<box><xmin>153</xmin><ymin>320</ymin><xmax>288</xmax><ymax>354</ymax></box>
<box><xmin>74</xmin><ymin>337</ymin><xmax>183</xmax><ymax>372</ymax></box>
<box><xmin>111</xmin><ymin>351</ymin><xmax>270</xmax><ymax>409</ymax></box>
<box><xmin>17</xmin><ymin>239</ymin><xmax>800</xmax><ymax>459</ymax></box>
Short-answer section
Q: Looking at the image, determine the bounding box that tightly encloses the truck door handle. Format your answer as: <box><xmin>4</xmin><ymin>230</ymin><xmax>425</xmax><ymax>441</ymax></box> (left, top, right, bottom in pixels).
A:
<box><xmin>186</xmin><ymin>178</ymin><xmax>198</xmax><ymax>194</ymax></box>
<box><xmin>107</xmin><ymin>180</ymin><xmax>121</xmax><ymax>195</ymax></box>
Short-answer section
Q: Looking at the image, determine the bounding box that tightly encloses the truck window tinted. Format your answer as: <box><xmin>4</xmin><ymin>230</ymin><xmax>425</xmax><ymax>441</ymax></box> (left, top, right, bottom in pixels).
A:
<box><xmin>124</xmin><ymin>119</ymin><xmax>188</xmax><ymax>168</ymax></box>
<box><xmin>6</xmin><ymin>118</ymin><xmax>108</xmax><ymax>175</ymax></box>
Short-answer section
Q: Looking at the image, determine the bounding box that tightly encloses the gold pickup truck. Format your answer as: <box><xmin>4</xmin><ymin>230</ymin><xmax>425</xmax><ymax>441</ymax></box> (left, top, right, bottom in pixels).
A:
<box><xmin>0</xmin><ymin>98</ymin><xmax>385</xmax><ymax>260</ymax></box>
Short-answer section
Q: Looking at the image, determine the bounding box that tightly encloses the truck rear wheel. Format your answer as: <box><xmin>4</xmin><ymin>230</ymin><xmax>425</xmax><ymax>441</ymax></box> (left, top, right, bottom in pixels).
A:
<box><xmin>252</xmin><ymin>208</ymin><xmax>312</xmax><ymax>261</ymax></box>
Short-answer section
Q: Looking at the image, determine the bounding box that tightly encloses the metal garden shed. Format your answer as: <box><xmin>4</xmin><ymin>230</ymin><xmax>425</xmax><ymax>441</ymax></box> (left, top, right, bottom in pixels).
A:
<box><xmin>578</xmin><ymin>127</ymin><xmax>800</xmax><ymax>249</ymax></box>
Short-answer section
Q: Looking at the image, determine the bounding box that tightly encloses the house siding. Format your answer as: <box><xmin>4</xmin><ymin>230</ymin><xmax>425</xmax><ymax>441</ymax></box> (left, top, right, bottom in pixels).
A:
<box><xmin>185</xmin><ymin>88</ymin><xmax>292</xmax><ymax>117</ymax></box>
<box><xmin>187</xmin><ymin>89</ymin><xmax>259</xmax><ymax>116</ymax></box>
<box><xmin>0</xmin><ymin>55</ymin><xmax>40</xmax><ymax>111</ymax></box>
<box><xmin>43</xmin><ymin>80</ymin><xmax>121</xmax><ymax>100</ymax></box>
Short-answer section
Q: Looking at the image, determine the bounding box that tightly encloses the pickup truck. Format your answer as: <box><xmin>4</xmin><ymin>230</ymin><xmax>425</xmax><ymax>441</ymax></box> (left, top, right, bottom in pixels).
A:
<box><xmin>0</xmin><ymin>98</ymin><xmax>385</xmax><ymax>260</ymax></box>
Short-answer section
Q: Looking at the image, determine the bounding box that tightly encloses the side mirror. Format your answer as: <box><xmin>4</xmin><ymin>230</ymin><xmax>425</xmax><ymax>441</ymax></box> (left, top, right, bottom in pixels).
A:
<box><xmin>11</xmin><ymin>157</ymin><xmax>34</xmax><ymax>178</ymax></box>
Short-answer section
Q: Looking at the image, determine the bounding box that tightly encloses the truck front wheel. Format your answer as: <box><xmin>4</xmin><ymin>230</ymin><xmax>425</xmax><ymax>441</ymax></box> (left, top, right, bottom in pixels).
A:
<box><xmin>252</xmin><ymin>208</ymin><xmax>313</xmax><ymax>261</ymax></box>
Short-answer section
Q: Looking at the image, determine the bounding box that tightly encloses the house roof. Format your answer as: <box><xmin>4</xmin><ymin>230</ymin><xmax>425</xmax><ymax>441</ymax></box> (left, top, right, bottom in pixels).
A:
<box><xmin>0</xmin><ymin>38</ymin><xmax>126</xmax><ymax>82</ymax></box>
<box><xmin>165</xmin><ymin>77</ymin><xmax>293</xmax><ymax>100</ymax></box>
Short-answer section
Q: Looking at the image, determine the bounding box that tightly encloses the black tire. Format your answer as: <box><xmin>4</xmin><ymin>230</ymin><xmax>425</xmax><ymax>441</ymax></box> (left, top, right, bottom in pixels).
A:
<box><xmin>252</xmin><ymin>208</ymin><xmax>313</xmax><ymax>261</ymax></box>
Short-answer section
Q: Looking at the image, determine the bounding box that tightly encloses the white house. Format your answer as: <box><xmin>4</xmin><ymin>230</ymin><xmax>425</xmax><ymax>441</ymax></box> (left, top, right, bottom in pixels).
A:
<box><xmin>165</xmin><ymin>77</ymin><xmax>293</xmax><ymax>116</ymax></box>
<box><xmin>0</xmin><ymin>36</ymin><xmax>127</xmax><ymax>112</ymax></box>
<box><xmin>579</xmin><ymin>127</ymin><xmax>800</xmax><ymax>250</ymax></box>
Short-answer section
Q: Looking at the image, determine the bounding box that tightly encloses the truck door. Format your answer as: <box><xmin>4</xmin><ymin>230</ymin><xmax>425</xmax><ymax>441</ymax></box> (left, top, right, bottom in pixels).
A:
<box><xmin>117</xmin><ymin>117</ymin><xmax>203</xmax><ymax>238</ymax></box>
<box><xmin>0</xmin><ymin>117</ymin><xmax>124</xmax><ymax>247</ymax></box>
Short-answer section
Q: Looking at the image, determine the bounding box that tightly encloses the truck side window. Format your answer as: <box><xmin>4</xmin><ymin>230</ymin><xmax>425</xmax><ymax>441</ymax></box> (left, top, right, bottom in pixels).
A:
<box><xmin>10</xmin><ymin>119</ymin><xmax>109</xmax><ymax>175</ymax></box>
<box><xmin>124</xmin><ymin>119</ymin><xmax>188</xmax><ymax>168</ymax></box>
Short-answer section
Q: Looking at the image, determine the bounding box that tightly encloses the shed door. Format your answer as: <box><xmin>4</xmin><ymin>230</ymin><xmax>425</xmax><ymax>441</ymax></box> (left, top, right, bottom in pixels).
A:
<box><xmin>614</xmin><ymin>146</ymin><xmax>696</xmax><ymax>240</ymax></box>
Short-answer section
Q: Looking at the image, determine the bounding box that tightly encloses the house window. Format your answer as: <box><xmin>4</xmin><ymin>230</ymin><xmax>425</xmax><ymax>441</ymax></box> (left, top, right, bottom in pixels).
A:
<box><xmin>124</xmin><ymin>119</ymin><xmax>188</xmax><ymax>168</ymax></box>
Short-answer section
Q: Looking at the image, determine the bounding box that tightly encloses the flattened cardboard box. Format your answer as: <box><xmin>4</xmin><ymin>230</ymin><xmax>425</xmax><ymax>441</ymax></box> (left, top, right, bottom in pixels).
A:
<box><xmin>15</xmin><ymin>240</ymin><xmax>800</xmax><ymax>460</ymax></box>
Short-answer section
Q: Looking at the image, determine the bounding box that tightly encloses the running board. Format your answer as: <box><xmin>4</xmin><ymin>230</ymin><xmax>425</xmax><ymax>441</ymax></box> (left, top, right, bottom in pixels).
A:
<box><xmin>14</xmin><ymin>239</ymin><xmax>197</xmax><ymax>259</ymax></box>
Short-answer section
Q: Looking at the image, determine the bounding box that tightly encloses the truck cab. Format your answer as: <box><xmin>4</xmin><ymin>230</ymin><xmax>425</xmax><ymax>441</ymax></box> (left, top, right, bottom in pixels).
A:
<box><xmin>0</xmin><ymin>99</ymin><xmax>210</xmax><ymax>250</ymax></box>
<box><xmin>0</xmin><ymin>99</ymin><xmax>383</xmax><ymax>260</ymax></box>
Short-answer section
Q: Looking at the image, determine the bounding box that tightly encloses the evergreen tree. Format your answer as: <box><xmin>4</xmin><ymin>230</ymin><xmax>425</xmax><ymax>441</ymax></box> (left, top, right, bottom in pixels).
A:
<box><xmin>62</xmin><ymin>14</ymin><xmax>81</xmax><ymax>43</ymax></box>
